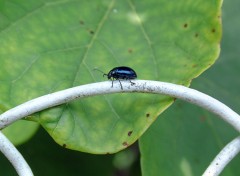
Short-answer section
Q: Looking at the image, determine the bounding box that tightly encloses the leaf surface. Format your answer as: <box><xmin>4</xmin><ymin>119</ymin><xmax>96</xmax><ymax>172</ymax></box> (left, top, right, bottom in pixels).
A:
<box><xmin>0</xmin><ymin>0</ymin><xmax>221</xmax><ymax>153</ymax></box>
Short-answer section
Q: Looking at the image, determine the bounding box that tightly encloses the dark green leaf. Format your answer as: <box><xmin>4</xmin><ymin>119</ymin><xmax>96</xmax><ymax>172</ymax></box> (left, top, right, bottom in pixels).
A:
<box><xmin>140</xmin><ymin>0</ymin><xmax>240</xmax><ymax>175</ymax></box>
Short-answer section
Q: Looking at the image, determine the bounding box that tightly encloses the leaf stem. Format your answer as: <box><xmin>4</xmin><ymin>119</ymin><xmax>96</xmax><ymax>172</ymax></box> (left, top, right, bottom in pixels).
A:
<box><xmin>0</xmin><ymin>131</ymin><xmax>33</xmax><ymax>176</ymax></box>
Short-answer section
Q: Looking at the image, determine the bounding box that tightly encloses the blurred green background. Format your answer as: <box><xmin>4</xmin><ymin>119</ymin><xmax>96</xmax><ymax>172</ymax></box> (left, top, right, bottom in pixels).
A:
<box><xmin>0</xmin><ymin>0</ymin><xmax>239</xmax><ymax>175</ymax></box>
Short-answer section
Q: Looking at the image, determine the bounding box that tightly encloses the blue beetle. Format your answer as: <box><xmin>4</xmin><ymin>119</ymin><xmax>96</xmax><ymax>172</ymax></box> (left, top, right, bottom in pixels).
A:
<box><xmin>95</xmin><ymin>66</ymin><xmax>137</xmax><ymax>89</ymax></box>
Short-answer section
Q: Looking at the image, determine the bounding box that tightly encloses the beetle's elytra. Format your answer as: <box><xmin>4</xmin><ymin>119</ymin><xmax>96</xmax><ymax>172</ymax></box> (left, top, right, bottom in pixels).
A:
<box><xmin>95</xmin><ymin>66</ymin><xmax>137</xmax><ymax>89</ymax></box>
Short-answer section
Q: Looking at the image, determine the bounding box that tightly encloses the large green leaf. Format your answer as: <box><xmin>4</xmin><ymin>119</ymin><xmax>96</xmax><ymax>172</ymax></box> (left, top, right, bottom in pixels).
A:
<box><xmin>139</xmin><ymin>0</ymin><xmax>240</xmax><ymax>175</ymax></box>
<box><xmin>0</xmin><ymin>0</ymin><xmax>221</xmax><ymax>153</ymax></box>
<box><xmin>2</xmin><ymin>120</ymin><xmax>39</xmax><ymax>146</ymax></box>
<box><xmin>0</xmin><ymin>104</ymin><xmax>39</xmax><ymax>146</ymax></box>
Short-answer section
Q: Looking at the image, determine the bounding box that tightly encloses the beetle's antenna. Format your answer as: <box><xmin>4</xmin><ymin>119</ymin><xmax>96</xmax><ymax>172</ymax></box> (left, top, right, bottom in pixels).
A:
<box><xmin>93</xmin><ymin>68</ymin><xmax>105</xmax><ymax>74</ymax></box>
<box><xmin>93</xmin><ymin>68</ymin><xmax>107</xmax><ymax>77</ymax></box>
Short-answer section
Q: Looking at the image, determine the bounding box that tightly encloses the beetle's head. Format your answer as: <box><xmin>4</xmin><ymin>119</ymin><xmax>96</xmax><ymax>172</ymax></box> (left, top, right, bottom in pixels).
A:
<box><xmin>103</xmin><ymin>73</ymin><xmax>111</xmax><ymax>79</ymax></box>
<box><xmin>103</xmin><ymin>73</ymin><xmax>108</xmax><ymax>78</ymax></box>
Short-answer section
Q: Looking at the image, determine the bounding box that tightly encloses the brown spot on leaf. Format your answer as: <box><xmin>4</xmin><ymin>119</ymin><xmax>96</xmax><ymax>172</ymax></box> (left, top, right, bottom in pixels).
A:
<box><xmin>128</xmin><ymin>48</ymin><xmax>133</xmax><ymax>53</ymax></box>
<box><xmin>128</xmin><ymin>131</ymin><xmax>133</xmax><ymax>136</ymax></box>
<box><xmin>89</xmin><ymin>30</ymin><xmax>94</xmax><ymax>35</ymax></box>
<box><xmin>212</xmin><ymin>28</ymin><xmax>216</xmax><ymax>33</ymax></box>
<box><xmin>199</xmin><ymin>116</ymin><xmax>206</xmax><ymax>122</ymax></box>
<box><xmin>146</xmin><ymin>113</ymin><xmax>150</xmax><ymax>118</ymax></box>
<box><xmin>62</xmin><ymin>144</ymin><xmax>67</xmax><ymax>148</ymax></box>
<box><xmin>122</xmin><ymin>142</ymin><xmax>129</xmax><ymax>146</ymax></box>
<box><xmin>183</xmin><ymin>23</ymin><xmax>188</xmax><ymax>28</ymax></box>
<box><xmin>80</xmin><ymin>20</ymin><xmax>84</xmax><ymax>25</ymax></box>
<box><xmin>195</xmin><ymin>33</ymin><xmax>199</xmax><ymax>38</ymax></box>
<box><xmin>192</xmin><ymin>64</ymin><xmax>197</xmax><ymax>68</ymax></box>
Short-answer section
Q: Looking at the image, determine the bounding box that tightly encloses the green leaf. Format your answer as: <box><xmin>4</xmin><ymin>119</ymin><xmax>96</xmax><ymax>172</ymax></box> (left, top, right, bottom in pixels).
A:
<box><xmin>0</xmin><ymin>100</ymin><xmax>39</xmax><ymax>146</ymax></box>
<box><xmin>139</xmin><ymin>0</ymin><xmax>240</xmax><ymax>175</ymax></box>
<box><xmin>2</xmin><ymin>120</ymin><xmax>39</xmax><ymax>146</ymax></box>
<box><xmin>0</xmin><ymin>0</ymin><xmax>221</xmax><ymax>153</ymax></box>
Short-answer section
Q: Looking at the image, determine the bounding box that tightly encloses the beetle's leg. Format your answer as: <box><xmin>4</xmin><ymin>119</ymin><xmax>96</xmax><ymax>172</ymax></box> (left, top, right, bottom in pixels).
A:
<box><xmin>111</xmin><ymin>78</ymin><xmax>114</xmax><ymax>88</ymax></box>
<box><xmin>118</xmin><ymin>80</ymin><xmax>123</xmax><ymax>90</ymax></box>
<box><xmin>129</xmin><ymin>80</ymin><xmax>135</xmax><ymax>86</ymax></box>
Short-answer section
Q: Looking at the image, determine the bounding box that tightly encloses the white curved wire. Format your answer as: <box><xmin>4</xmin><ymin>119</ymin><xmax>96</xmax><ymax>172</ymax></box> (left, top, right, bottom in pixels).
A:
<box><xmin>1</xmin><ymin>80</ymin><xmax>239</xmax><ymax>131</ymax></box>
<box><xmin>0</xmin><ymin>131</ymin><xmax>33</xmax><ymax>176</ymax></box>
<box><xmin>203</xmin><ymin>136</ymin><xmax>240</xmax><ymax>176</ymax></box>
<box><xmin>0</xmin><ymin>80</ymin><xmax>239</xmax><ymax>175</ymax></box>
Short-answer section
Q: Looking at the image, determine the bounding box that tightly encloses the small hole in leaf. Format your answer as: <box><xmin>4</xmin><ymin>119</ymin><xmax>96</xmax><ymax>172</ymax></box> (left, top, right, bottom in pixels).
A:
<box><xmin>146</xmin><ymin>113</ymin><xmax>150</xmax><ymax>118</ymax></box>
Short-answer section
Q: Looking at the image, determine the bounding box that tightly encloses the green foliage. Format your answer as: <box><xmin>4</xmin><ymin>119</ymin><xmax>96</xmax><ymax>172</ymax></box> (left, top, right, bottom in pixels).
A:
<box><xmin>2</xmin><ymin>120</ymin><xmax>39</xmax><ymax>145</ymax></box>
<box><xmin>1</xmin><ymin>0</ymin><xmax>238</xmax><ymax>175</ymax></box>
<box><xmin>140</xmin><ymin>0</ymin><xmax>240</xmax><ymax>175</ymax></box>
<box><xmin>0</xmin><ymin>0</ymin><xmax>221</xmax><ymax>154</ymax></box>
